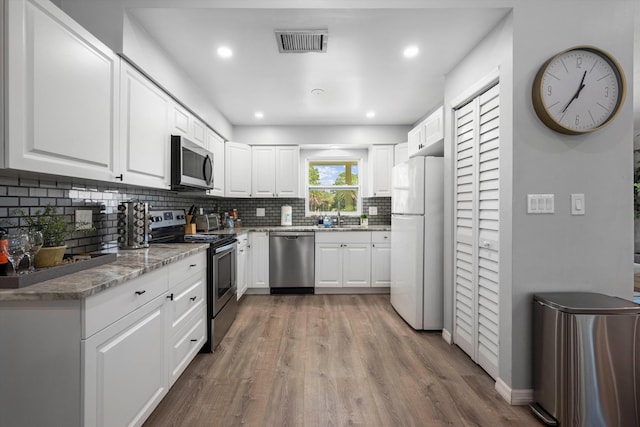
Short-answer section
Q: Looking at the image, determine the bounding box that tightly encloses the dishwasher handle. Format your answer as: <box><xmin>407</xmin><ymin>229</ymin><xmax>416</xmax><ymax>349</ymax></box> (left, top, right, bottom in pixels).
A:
<box><xmin>270</xmin><ymin>231</ymin><xmax>315</xmax><ymax>238</ymax></box>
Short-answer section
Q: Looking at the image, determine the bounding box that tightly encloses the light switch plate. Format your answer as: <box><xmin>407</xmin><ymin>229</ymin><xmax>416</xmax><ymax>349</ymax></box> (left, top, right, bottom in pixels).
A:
<box><xmin>369</xmin><ymin>206</ymin><xmax>378</xmax><ymax>216</ymax></box>
<box><xmin>527</xmin><ymin>194</ymin><xmax>554</xmax><ymax>214</ymax></box>
<box><xmin>256</xmin><ymin>208</ymin><xmax>265</xmax><ymax>217</ymax></box>
<box><xmin>571</xmin><ymin>194</ymin><xmax>585</xmax><ymax>215</ymax></box>
<box><xmin>75</xmin><ymin>210</ymin><xmax>93</xmax><ymax>230</ymax></box>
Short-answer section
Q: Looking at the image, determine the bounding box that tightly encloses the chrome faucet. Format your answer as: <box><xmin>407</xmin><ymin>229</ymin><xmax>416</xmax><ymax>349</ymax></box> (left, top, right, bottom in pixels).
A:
<box><xmin>336</xmin><ymin>205</ymin><xmax>342</xmax><ymax>226</ymax></box>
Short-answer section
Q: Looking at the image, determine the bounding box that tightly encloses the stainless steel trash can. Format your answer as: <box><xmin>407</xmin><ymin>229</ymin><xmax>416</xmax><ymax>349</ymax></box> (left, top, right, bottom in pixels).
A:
<box><xmin>530</xmin><ymin>292</ymin><xmax>640</xmax><ymax>427</ymax></box>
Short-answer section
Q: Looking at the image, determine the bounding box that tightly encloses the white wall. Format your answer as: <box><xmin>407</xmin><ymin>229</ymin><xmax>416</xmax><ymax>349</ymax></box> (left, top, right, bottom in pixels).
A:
<box><xmin>444</xmin><ymin>0</ymin><xmax>635</xmax><ymax>396</ymax></box>
<box><xmin>233</xmin><ymin>125</ymin><xmax>409</xmax><ymax>146</ymax></box>
<box><xmin>509</xmin><ymin>0</ymin><xmax>635</xmax><ymax>391</ymax></box>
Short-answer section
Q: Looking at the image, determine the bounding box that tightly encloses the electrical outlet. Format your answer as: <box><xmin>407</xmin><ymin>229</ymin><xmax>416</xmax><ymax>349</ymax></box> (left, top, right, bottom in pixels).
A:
<box><xmin>369</xmin><ymin>206</ymin><xmax>378</xmax><ymax>216</ymax></box>
<box><xmin>75</xmin><ymin>210</ymin><xmax>93</xmax><ymax>230</ymax></box>
<box><xmin>256</xmin><ymin>208</ymin><xmax>265</xmax><ymax>217</ymax></box>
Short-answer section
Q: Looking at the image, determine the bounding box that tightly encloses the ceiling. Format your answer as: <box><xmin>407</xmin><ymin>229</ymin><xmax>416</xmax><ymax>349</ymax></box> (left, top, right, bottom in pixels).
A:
<box><xmin>126</xmin><ymin>7</ymin><xmax>510</xmax><ymax>126</ymax></box>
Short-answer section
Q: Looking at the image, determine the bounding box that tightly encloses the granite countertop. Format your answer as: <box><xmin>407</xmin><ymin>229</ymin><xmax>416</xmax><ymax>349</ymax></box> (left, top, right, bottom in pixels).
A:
<box><xmin>0</xmin><ymin>243</ymin><xmax>209</xmax><ymax>302</ymax></box>
<box><xmin>210</xmin><ymin>225</ymin><xmax>391</xmax><ymax>235</ymax></box>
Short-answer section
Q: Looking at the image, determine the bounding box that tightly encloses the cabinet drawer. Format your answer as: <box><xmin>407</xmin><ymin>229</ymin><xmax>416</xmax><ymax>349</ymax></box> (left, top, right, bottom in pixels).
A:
<box><xmin>168</xmin><ymin>276</ymin><xmax>206</xmax><ymax>332</ymax></box>
<box><xmin>371</xmin><ymin>231</ymin><xmax>391</xmax><ymax>243</ymax></box>
<box><xmin>315</xmin><ymin>231</ymin><xmax>371</xmax><ymax>244</ymax></box>
<box><xmin>83</xmin><ymin>268</ymin><xmax>169</xmax><ymax>338</ymax></box>
<box><xmin>169</xmin><ymin>306</ymin><xmax>206</xmax><ymax>384</ymax></box>
<box><xmin>168</xmin><ymin>252</ymin><xmax>206</xmax><ymax>285</ymax></box>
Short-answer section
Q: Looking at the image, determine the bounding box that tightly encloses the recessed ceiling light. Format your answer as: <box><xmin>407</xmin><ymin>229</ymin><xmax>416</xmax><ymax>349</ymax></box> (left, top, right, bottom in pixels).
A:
<box><xmin>311</xmin><ymin>88</ymin><xmax>325</xmax><ymax>95</ymax></box>
<box><xmin>254</xmin><ymin>112</ymin><xmax>264</xmax><ymax>119</ymax></box>
<box><xmin>217</xmin><ymin>46</ymin><xmax>233</xmax><ymax>59</ymax></box>
<box><xmin>403</xmin><ymin>45</ymin><xmax>419</xmax><ymax>58</ymax></box>
<box><xmin>366</xmin><ymin>111</ymin><xmax>376</xmax><ymax>118</ymax></box>
<box><xmin>330</xmin><ymin>145</ymin><xmax>340</xmax><ymax>149</ymax></box>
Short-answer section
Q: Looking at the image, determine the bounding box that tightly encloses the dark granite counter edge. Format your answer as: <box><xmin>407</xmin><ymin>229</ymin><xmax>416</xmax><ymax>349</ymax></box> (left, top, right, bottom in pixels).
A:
<box><xmin>0</xmin><ymin>244</ymin><xmax>209</xmax><ymax>302</ymax></box>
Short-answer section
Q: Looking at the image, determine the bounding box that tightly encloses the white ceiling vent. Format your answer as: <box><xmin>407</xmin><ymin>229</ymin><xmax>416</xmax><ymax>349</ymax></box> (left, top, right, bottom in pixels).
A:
<box><xmin>275</xmin><ymin>30</ymin><xmax>328</xmax><ymax>53</ymax></box>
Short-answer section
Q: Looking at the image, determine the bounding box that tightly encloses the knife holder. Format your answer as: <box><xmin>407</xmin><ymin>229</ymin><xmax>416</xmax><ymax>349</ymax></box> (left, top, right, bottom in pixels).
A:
<box><xmin>117</xmin><ymin>200</ymin><xmax>150</xmax><ymax>249</ymax></box>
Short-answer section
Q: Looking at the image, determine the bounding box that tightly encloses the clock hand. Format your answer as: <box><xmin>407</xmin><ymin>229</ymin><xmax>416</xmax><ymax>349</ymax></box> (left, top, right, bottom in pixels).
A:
<box><xmin>561</xmin><ymin>70</ymin><xmax>587</xmax><ymax>113</ymax></box>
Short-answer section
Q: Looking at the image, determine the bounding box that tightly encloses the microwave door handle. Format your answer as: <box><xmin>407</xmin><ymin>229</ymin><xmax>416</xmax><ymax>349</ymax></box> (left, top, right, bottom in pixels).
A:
<box><xmin>203</xmin><ymin>154</ymin><xmax>213</xmax><ymax>186</ymax></box>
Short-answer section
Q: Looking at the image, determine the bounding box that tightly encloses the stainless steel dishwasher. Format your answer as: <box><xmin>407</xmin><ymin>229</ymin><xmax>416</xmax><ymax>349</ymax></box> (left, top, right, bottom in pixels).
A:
<box><xmin>269</xmin><ymin>231</ymin><xmax>315</xmax><ymax>293</ymax></box>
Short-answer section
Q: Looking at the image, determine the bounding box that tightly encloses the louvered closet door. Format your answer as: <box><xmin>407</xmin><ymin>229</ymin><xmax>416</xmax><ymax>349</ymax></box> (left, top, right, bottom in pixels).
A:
<box><xmin>453</xmin><ymin>82</ymin><xmax>500</xmax><ymax>380</ymax></box>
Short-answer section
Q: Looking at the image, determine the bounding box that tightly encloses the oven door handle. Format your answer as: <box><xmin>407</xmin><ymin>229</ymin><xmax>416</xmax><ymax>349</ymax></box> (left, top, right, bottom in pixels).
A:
<box><xmin>215</xmin><ymin>243</ymin><xmax>237</xmax><ymax>254</ymax></box>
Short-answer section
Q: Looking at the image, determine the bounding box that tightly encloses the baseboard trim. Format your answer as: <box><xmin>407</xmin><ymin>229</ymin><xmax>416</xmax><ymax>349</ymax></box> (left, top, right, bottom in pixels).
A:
<box><xmin>495</xmin><ymin>377</ymin><xmax>533</xmax><ymax>405</ymax></box>
<box><xmin>314</xmin><ymin>287</ymin><xmax>390</xmax><ymax>295</ymax></box>
<box><xmin>441</xmin><ymin>328</ymin><xmax>452</xmax><ymax>344</ymax></box>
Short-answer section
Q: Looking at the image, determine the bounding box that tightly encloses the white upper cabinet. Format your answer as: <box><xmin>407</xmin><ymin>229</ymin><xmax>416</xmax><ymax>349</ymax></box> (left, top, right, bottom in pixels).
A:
<box><xmin>171</xmin><ymin>103</ymin><xmax>207</xmax><ymax>148</ymax></box>
<box><xmin>171</xmin><ymin>103</ymin><xmax>191</xmax><ymax>139</ymax></box>
<box><xmin>251</xmin><ymin>146</ymin><xmax>277</xmax><ymax>197</ymax></box>
<box><xmin>408</xmin><ymin>106</ymin><xmax>444</xmax><ymax>158</ymax></box>
<box><xmin>225</xmin><ymin>141</ymin><xmax>252</xmax><ymax>197</ymax></box>
<box><xmin>206</xmin><ymin>129</ymin><xmax>225</xmax><ymax>197</ymax></box>
<box><xmin>276</xmin><ymin>146</ymin><xmax>300</xmax><ymax>197</ymax></box>
<box><xmin>368</xmin><ymin>145</ymin><xmax>394</xmax><ymax>197</ymax></box>
<box><xmin>252</xmin><ymin>146</ymin><xmax>299</xmax><ymax>198</ymax></box>
<box><xmin>191</xmin><ymin>118</ymin><xmax>206</xmax><ymax>148</ymax></box>
<box><xmin>4</xmin><ymin>0</ymin><xmax>120</xmax><ymax>182</ymax></box>
<box><xmin>119</xmin><ymin>61</ymin><xmax>171</xmax><ymax>189</ymax></box>
<box><xmin>394</xmin><ymin>142</ymin><xmax>409</xmax><ymax>166</ymax></box>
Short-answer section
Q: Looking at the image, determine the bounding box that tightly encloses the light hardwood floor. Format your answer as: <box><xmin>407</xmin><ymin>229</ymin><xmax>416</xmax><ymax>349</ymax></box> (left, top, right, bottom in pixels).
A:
<box><xmin>144</xmin><ymin>295</ymin><xmax>539</xmax><ymax>427</ymax></box>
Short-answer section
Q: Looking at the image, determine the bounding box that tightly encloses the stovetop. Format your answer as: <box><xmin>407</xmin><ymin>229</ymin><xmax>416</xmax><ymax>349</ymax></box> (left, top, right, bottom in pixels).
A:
<box><xmin>148</xmin><ymin>209</ymin><xmax>236</xmax><ymax>248</ymax></box>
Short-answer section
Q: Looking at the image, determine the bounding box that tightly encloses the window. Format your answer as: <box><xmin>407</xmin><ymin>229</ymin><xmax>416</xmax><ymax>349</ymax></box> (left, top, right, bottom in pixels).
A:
<box><xmin>307</xmin><ymin>159</ymin><xmax>361</xmax><ymax>215</ymax></box>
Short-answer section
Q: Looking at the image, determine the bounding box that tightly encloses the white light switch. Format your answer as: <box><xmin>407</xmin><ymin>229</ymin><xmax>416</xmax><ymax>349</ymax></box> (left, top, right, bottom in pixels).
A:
<box><xmin>527</xmin><ymin>194</ymin><xmax>554</xmax><ymax>214</ymax></box>
<box><xmin>571</xmin><ymin>194</ymin><xmax>585</xmax><ymax>215</ymax></box>
<box><xmin>256</xmin><ymin>208</ymin><xmax>265</xmax><ymax>217</ymax></box>
<box><xmin>369</xmin><ymin>206</ymin><xmax>378</xmax><ymax>216</ymax></box>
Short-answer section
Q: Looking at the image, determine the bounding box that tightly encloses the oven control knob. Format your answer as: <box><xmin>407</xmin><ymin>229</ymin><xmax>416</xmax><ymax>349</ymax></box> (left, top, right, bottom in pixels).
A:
<box><xmin>176</xmin><ymin>214</ymin><xmax>185</xmax><ymax>220</ymax></box>
<box><xmin>118</xmin><ymin>236</ymin><xmax>126</xmax><ymax>243</ymax></box>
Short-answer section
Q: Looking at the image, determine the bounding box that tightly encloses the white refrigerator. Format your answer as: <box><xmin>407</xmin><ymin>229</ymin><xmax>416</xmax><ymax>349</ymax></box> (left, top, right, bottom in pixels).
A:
<box><xmin>390</xmin><ymin>156</ymin><xmax>444</xmax><ymax>330</ymax></box>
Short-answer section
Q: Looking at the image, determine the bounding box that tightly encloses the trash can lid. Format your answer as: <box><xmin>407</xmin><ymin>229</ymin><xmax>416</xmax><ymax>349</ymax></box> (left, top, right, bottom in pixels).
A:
<box><xmin>534</xmin><ymin>292</ymin><xmax>640</xmax><ymax>314</ymax></box>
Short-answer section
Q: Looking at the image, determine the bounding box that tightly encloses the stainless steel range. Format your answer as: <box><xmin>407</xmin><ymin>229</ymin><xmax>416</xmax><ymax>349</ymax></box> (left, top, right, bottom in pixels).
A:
<box><xmin>149</xmin><ymin>209</ymin><xmax>237</xmax><ymax>352</ymax></box>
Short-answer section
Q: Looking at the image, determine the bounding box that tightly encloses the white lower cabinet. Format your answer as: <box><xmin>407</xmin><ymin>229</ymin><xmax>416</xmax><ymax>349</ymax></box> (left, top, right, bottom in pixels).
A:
<box><xmin>83</xmin><ymin>295</ymin><xmax>168</xmax><ymax>427</ymax></box>
<box><xmin>236</xmin><ymin>233</ymin><xmax>249</xmax><ymax>299</ymax></box>
<box><xmin>166</xmin><ymin>253</ymin><xmax>207</xmax><ymax>385</ymax></box>
<box><xmin>0</xmin><ymin>250</ymin><xmax>207</xmax><ymax>427</ymax></box>
<box><xmin>315</xmin><ymin>232</ymin><xmax>371</xmax><ymax>288</ymax></box>
<box><xmin>249</xmin><ymin>232</ymin><xmax>269</xmax><ymax>289</ymax></box>
<box><xmin>371</xmin><ymin>231</ymin><xmax>391</xmax><ymax>287</ymax></box>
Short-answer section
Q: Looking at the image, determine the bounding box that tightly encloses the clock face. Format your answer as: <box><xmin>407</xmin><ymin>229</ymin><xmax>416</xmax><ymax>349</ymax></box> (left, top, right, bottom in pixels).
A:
<box><xmin>532</xmin><ymin>47</ymin><xmax>626</xmax><ymax>134</ymax></box>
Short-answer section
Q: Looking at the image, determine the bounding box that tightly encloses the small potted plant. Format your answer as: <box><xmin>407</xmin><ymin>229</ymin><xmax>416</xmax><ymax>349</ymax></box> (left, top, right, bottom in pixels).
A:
<box><xmin>360</xmin><ymin>213</ymin><xmax>369</xmax><ymax>227</ymax></box>
<box><xmin>17</xmin><ymin>205</ymin><xmax>91</xmax><ymax>268</ymax></box>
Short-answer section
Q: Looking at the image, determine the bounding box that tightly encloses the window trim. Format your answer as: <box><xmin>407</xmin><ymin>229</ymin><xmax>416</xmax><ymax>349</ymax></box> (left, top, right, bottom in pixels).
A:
<box><xmin>305</xmin><ymin>157</ymin><xmax>362</xmax><ymax>217</ymax></box>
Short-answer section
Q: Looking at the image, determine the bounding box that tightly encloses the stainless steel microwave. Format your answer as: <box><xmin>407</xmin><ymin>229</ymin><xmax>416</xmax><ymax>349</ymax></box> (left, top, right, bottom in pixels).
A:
<box><xmin>171</xmin><ymin>135</ymin><xmax>214</xmax><ymax>191</ymax></box>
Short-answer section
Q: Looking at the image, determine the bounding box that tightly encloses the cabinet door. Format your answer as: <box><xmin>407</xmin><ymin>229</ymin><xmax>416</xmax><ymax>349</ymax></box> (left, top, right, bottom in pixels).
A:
<box><xmin>424</xmin><ymin>106</ymin><xmax>444</xmax><ymax>147</ymax></box>
<box><xmin>171</xmin><ymin>102</ymin><xmax>191</xmax><ymax>139</ymax></box>
<box><xmin>369</xmin><ymin>145</ymin><xmax>393</xmax><ymax>197</ymax></box>
<box><xmin>407</xmin><ymin>125</ymin><xmax>424</xmax><ymax>158</ymax></box>
<box><xmin>342</xmin><ymin>243</ymin><xmax>371</xmax><ymax>287</ymax></box>
<box><xmin>119</xmin><ymin>62</ymin><xmax>171</xmax><ymax>189</ymax></box>
<box><xmin>315</xmin><ymin>243</ymin><xmax>342</xmax><ymax>287</ymax></box>
<box><xmin>5</xmin><ymin>0</ymin><xmax>119</xmax><ymax>182</ymax></box>
<box><xmin>83</xmin><ymin>296</ymin><xmax>168</xmax><ymax>427</ymax></box>
<box><xmin>236</xmin><ymin>241</ymin><xmax>248</xmax><ymax>299</ymax></box>
<box><xmin>251</xmin><ymin>146</ymin><xmax>277</xmax><ymax>197</ymax></box>
<box><xmin>225</xmin><ymin>141</ymin><xmax>252</xmax><ymax>197</ymax></box>
<box><xmin>394</xmin><ymin>142</ymin><xmax>409</xmax><ymax>166</ymax></box>
<box><xmin>191</xmin><ymin>118</ymin><xmax>207</xmax><ymax>148</ymax></box>
<box><xmin>371</xmin><ymin>243</ymin><xmax>391</xmax><ymax>287</ymax></box>
<box><xmin>207</xmin><ymin>129</ymin><xmax>225</xmax><ymax>197</ymax></box>
<box><xmin>275</xmin><ymin>146</ymin><xmax>300</xmax><ymax>197</ymax></box>
<box><xmin>249</xmin><ymin>232</ymin><xmax>269</xmax><ymax>289</ymax></box>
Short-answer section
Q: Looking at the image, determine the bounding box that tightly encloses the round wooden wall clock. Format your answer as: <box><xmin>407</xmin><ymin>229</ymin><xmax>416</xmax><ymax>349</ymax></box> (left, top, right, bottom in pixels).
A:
<box><xmin>531</xmin><ymin>46</ymin><xmax>626</xmax><ymax>135</ymax></box>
